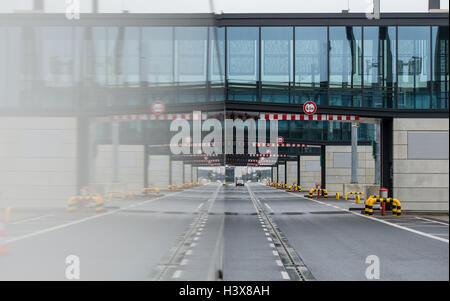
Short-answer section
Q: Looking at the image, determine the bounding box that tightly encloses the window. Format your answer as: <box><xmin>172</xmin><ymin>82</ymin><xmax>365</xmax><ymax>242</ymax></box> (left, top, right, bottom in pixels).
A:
<box><xmin>363</xmin><ymin>26</ymin><xmax>396</xmax><ymax>108</ymax></box>
<box><xmin>432</xmin><ymin>26</ymin><xmax>449</xmax><ymax>109</ymax></box>
<box><xmin>398</xmin><ymin>26</ymin><xmax>431</xmax><ymax>109</ymax></box>
<box><xmin>295</xmin><ymin>27</ymin><xmax>328</xmax><ymax>105</ymax></box>
<box><xmin>227</xmin><ymin>27</ymin><xmax>259</xmax><ymax>101</ymax></box>
<box><xmin>329</xmin><ymin>26</ymin><xmax>363</xmax><ymax>107</ymax></box>
<box><xmin>261</xmin><ymin>27</ymin><xmax>293</xmax><ymax>103</ymax></box>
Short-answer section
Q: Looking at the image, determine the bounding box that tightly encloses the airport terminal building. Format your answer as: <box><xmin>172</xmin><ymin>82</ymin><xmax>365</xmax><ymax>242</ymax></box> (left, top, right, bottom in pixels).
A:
<box><xmin>0</xmin><ymin>0</ymin><xmax>448</xmax><ymax>211</ymax></box>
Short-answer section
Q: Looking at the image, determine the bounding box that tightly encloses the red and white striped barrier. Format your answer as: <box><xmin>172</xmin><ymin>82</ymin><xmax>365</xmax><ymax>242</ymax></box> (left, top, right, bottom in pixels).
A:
<box><xmin>259</xmin><ymin>114</ymin><xmax>359</xmax><ymax>121</ymax></box>
<box><xmin>0</xmin><ymin>217</ymin><xmax>9</xmax><ymax>255</ymax></box>
<box><xmin>112</xmin><ymin>113</ymin><xmax>359</xmax><ymax>122</ymax></box>
<box><xmin>112</xmin><ymin>113</ymin><xmax>207</xmax><ymax>121</ymax></box>
<box><xmin>252</xmin><ymin>143</ymin><xmax>311</xmax><ymax>147</ymax></box>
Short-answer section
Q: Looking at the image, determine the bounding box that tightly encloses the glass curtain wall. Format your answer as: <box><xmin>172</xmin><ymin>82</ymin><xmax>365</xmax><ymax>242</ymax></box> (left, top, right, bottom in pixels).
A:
<box><xmin>329</xmin><ymin>26</ymin><xmax>363</xmax><ymax>107</ymax></box>
<box><xmin>398</xmin><ymin>26</ymin><xmax>431</xmax><ymax>109</ymax></box>
<box><xmin>295</xmin><ymin>27</ymin><xmax>328</xmax><ymax>106</ymax></box>
<box><xmin>363</xmin><ymin>26</ymin><xmax>396</xmax><ymax>108</ymax></box>
<box><xmin>226</xmin><ymin>27</ymin><xmax>259</xmax><ymax>101</ymax></box>
<box><xmin>261</xmin><ymin>27</ymin><xmax>293</xmax><ymax>103</ymax></box>
<box><xmin>432</xmin><ymin>26</ymin><xmax>449</xmax><ymax>109</ymax></box>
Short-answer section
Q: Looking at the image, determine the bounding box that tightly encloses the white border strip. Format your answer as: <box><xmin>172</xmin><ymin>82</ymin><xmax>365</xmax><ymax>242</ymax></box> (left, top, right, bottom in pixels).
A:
<box><xmin>287</xmin><ymin>192</ymin><xmax>449</xmax><ymax>244</ymax></box>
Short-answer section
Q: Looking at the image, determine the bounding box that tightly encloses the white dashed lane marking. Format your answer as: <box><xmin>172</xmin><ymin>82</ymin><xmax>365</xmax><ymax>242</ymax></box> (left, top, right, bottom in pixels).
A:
<box><xmin>281</xmin><ymin>271</ymin><xmax>290</xmax><ymax>280</ymax></box>
<box><xmin>172</xmin><ymin>270</ymin><xmax>182</xmax><ymax>279</ymax></box>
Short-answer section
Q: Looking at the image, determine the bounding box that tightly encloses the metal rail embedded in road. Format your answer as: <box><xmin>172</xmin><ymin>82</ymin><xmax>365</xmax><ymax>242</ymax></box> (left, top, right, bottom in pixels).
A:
<box><xmin>247</xmin><ymin>184</ymin><xmax>315</xmax><ymax>281</ymax></box>
<box><xmin>152</xmin><ymin>184</ymin><xmax>222</xmax><ymax>281</ymax></box>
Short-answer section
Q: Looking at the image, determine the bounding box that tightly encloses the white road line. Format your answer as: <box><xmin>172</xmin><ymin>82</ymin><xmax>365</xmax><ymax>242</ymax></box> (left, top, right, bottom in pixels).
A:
<box><xmin>281</xmin><ymin>271</ymin><xmax>290</xmax><ymax>280</ymax></box>
<box><xmin>6</xmin><ymin>190</ymin><xmax>187</xmax><ymax>244</ymax></box>
<box><xmin>265</xmin><ymin>232</ymin><xmax>270</xmax><ymax>236</ymax></box>
<box><xmin>270</xmin><ymin>243</ymin><xmax>275</xmax><ymax>248</ymax></box>
<box><xmin>194</xmin><ymin>237</ymin><xmax>199</xmax><ymax>241</ymax></box>
<box><xmin>180</xmin><ymin>259</ymin><xmax>189</xmax><ymax>266</ymax></box>
<box><xmin>11</xmin><ymin>214</ymin><xmax>54</xmax><ymax>225</ymax></box>
<box><xmin>272</xmin><ymin>250</ymin><xmax>279</xmax><ymax>256</ymax></box>
<box><xmin>276</xmin><ymin>260</ymin><xmax>283</xmax><ymax>266</ymax></box>
<box><xmin>172</xmin><ymin>270</ymin><xmax>182</xmax><ymax>278</ymax></box>
<box><xmin>197</xmin><ymin>203</ymin><xmax>204</xmax><ymax>210</ymax></box>
<box><xmin>186</xmin><ymin>250</ymin><xmax>193</xmax><ymax>255</ymax></box>
<box><xmin>415</xmin><ymin>217</ymin><xmax>449</xmax><ymax>226</ymax></box>
<box><xmin>289</xmin><ymin>192</ymin><xmax>449</xmax><ymax>244</ymax></box>
<box><xmin>264</xmin><ymin>203</ymin><xmax>274</xmax><ymax>213</ymax></box>
<box><xmin>267</xmin><ymin>237</ymin><xmax>273</xmax><ymax>242</ymax></box>
<box><xmin>190</xmin><ymin>243</ymin><xmax>197</xmax><ymax>247</ymax></box>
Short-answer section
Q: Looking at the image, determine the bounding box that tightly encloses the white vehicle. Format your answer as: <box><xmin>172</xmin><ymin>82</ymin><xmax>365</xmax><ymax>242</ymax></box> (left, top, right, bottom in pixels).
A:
<box><xmin>236</xmin><ymin>179</ymin><xmax>245</xmax><ymax>186</ymax></box>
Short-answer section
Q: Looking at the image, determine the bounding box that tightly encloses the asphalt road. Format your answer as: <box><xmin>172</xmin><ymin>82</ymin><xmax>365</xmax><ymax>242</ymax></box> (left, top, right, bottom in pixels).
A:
<box><xmin>0</xmin><ymin>182</ymin><xmax>447</xmax><ymax>281</ymax></box>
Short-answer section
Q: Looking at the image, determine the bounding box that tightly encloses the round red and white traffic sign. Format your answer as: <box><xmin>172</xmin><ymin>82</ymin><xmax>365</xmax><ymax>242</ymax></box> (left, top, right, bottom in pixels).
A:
<box><xmin>152</xmin><ymin>101</ymin><xmax>165</xmax><ymax>115</ymax></box>
<box><xmin>277</xmin><ymin>136</ymin><xmax>284</xmax><ymax>144</ymax></box>
<box><xmin>303</xmin><ymin>101</ymin><xmax>317</xmax><ymax>115</ymax></box>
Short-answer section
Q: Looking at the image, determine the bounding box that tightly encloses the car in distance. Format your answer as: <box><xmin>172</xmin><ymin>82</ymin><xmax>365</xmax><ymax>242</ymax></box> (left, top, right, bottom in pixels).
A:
<box><xmin>236</xmin><ymin>179</ymin><xmax>245</xmax><ymax>186</ymax></box>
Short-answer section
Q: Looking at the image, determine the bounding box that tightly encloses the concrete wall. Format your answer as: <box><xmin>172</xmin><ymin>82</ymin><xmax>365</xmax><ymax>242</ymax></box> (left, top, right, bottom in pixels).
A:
<box><xmin>171</xmin><ymin>161</ymin><xmax>183</xmax><ymax>185</ymax></box>
<box><xmin>273</xmin><ymin>166</ymin><xmax>278</xmax><ymax>182</ymax></box>
<box><xmin>299</xmin><ymin>156</ymin><xmax>321</xmax><ymax>190</ymax></box>
<box><xmin>94</xmin><ymin>144</ymin><xmax>144</xmax><ymax>193</ymax></box>
<box><xmin>393</xmin><ymin>118</ymin><xmax>449</xmax><ymax>211</ymax></box>
<box><xmin>325</xmin><ymin>145</ymin><xmax>376</xmax><ymax>195</ymax></box>
<box><xmin>148</xmin><ymin>155</ymin><xmax>170</xmax><ymax>189</ymax></box>
<box><xmin>184</xmin><ymin>164</ymin><xmax>192</xmax><ymax>183</ymax></box>
<box><xmin>286</xmin><ymin>161</ymin><xmax>298</xmax><ymax>186</ymax></box>
<box><xmin>278</xmin><ymin>164</ymin><xmax>285</xmax><ymax>184</ymax></box>
<box><xmin>0</xmin><ymin>117</ymin><xmax>77</xmax><ymax>208</ymax></box>
<box><xmin>192</xmin><ymin>167</ymin><xmax>198</xmax><ymax>182</ymax></box>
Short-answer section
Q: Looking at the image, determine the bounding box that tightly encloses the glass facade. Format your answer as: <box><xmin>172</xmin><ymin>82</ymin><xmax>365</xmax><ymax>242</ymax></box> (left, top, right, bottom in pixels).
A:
<box><xmin>0</xmin><ymin>25</ymin><xmax>448</xmax><ymax>110</ymax></box>
<box><xmin>398</xmin><ymin>26</ymin><xmax>431</xmax><ymax>109</ymax></box>
<box><xmin>295</xmin><ymin>27</ymin><xmax>328</xmax><ymax>105</ymax></box>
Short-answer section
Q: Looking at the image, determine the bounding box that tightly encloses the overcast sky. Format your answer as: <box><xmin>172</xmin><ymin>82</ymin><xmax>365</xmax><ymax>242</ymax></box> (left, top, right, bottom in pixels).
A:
<box><xmin>0</xmin><ymin>0</ymin><xmax>448</xmax><ymax>13</ymax></box>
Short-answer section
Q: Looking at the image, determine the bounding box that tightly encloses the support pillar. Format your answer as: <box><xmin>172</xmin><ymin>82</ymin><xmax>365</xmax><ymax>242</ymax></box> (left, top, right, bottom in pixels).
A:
<box><xmin>77</xmin><ymin>116</ymin><xmax>90</xmax><ymax>194</ymax></box>
<box><xmin>321</xmin><ymin>145</ymin><xmax>326</xmax><ymax>189</ymax></box>
<box><xmin>374</xmin><ymin>120</ymin><xmax>381</xmax><ymax>185</ymax></box>
<box><xmin>351</xmin><ymin>122</ymin><xmax>359</xmax><ymax>184</ymax></box>
<box><xmin>144</xmin><ymin>145</ymin><xmax>149</xmax><ymax>188</ymax></box>
<box><xmin>297</xmin><ymin>155</ymin><xmax>301</xmax><ymax>186</ymax></box>
<box><xmin>112</xmin><ymin>121</ymin><xmax>120</xmax><ymax>183</ymax></box>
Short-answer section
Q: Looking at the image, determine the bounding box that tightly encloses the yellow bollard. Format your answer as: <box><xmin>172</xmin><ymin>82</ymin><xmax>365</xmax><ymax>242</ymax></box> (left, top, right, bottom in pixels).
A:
<box><xmin>4</xmin><ymin>207</ymin><xmax>12</xmax><ymax>223</ymax></box>
<box><xmin>336</xmin><ymin>192</ymin><xmax>340</xmax><ymax>200</ymax></box>
<box><xmin>356</xmin><ymin>195</ymin><xmax>360</xmax><ymax>204</ymax></box>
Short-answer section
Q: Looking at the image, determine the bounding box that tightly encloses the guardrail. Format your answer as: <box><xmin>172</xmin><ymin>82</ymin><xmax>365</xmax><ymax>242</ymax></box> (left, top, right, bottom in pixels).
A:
<box><xmin>307</xmin><ymin>188</ymin><xmax>328</xmax><ymax>199</ymax></box>
<box><xmin>67</xmin><ymin>194</ymin><xmax>105</xmax><ymax>213</ymax></box>
<box><xmin>364</xmin><ymin>197</ymin><xmax>402</xmax><ymax>217</ymax></box>
<box><xmin>142</xmin><ymin>187</ymin><xmax>160</xmax><ymax>197</ymax></box>
<box><xmin>345</xmin><ymin>191</ymin><xmax>365</xmax><ymax>201</ymax></box>
<box><xmin>287</xmin><ymin>185</ymin><xmax>302</xmax><ymax>192</ymax></box>
<box><xmin>106</xmin><ymin>191</ymin><xmax>126</xmax><ymax>202</ymax></box>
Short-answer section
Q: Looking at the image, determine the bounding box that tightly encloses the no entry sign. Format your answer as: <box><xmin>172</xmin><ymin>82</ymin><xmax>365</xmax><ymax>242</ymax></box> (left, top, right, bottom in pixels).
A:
<box><xmin>152</xmin><ymin>101</ymin><xmax>165</xmax><ymax>115</ymax></box>
<box><xmin>303</xmin><ymin>101</ymin><xmax>317</xmax><ymax>115</ymax></box>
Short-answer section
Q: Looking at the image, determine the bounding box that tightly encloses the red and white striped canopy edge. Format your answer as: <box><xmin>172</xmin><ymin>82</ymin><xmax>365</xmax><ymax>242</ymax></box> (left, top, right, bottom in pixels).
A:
<box><xmin>253</xmin><ymin>143</ymin><xmax>309</xmax><ymax>147</ymax></box>
<box><xmin>260</xmin><ymin>114</ymin><xmax>359</xmax><ymax>121</ymax></box>
<box><xmin>112</xmin><ymin>113</ymin><xmax>207</xmax><ymax>121</ymax></box>
<box><xmin>249</xmin><ymin>154</ymin><xmax>287</xmax><ymax>157</ymax></box>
